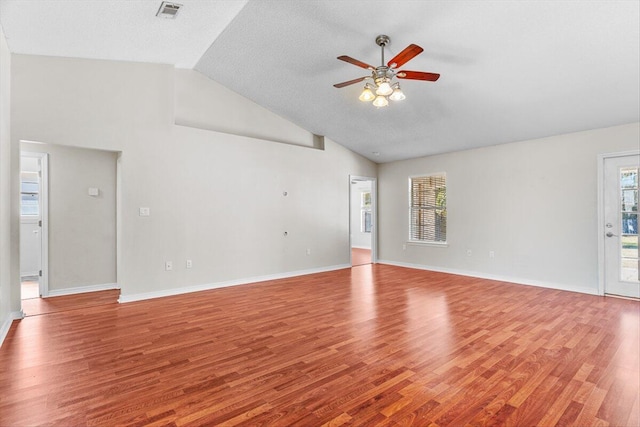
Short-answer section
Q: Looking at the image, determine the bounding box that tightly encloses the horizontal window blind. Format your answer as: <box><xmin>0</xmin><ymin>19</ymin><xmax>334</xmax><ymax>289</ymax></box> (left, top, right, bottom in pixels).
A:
<box><xmin>410</xmin><ymin>175</ymin><xmax>446</xmax><ymax>242</ymax></box>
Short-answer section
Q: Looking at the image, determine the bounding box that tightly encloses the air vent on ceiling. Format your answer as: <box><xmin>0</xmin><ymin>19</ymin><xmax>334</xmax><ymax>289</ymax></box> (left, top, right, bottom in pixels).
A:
<box><xmin>156</xmin><ymin>1</ymin><xmax>182</xmax><ymax>19</ymax></box>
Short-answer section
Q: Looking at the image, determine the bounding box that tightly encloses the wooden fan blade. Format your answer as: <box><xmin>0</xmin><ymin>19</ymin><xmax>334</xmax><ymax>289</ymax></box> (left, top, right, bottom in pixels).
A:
<box><xmin>333</xmin><ymin>76</ymin><xmax>368</xmax><ymax>88</ymax></box>
<box><xmin>337</xmin><ymin>55</ymin><xmax>375</xmax><ymax>70</ymax></box>
<box><xmin>387</xmin><ymin>44</ymin><xmax>424</xmax><ymax>68</ymax></box>
<box><xmin>396</xmin><ymin>70</ymin><xmax>440</xmax><ymax>81</ymax></box>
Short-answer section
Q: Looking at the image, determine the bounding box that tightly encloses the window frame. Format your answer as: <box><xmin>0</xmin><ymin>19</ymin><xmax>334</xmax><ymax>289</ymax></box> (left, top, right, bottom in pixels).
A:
<box><xmin>361</xmin><ymin>191</ymin><xmax>372</xmax><ymax>233</ymax></box>
<box><xmin>20</xmin><ymin>171</ymin><xmax>41</xmax><ymax>217</ymax></box>
<box><xmin>407</xmin><ymin>172</ymin><xmax>448</xmax><ymax>247</ymax></box>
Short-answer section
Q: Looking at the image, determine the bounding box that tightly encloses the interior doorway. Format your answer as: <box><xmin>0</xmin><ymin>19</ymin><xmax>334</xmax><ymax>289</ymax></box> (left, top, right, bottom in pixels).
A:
<box><xmin>600</xmin><ymin>151</ymin><xmax>639</xmax><ymax>298</ymax></box>
<box><xmin>19</xmin><ymin>142</ymin><xmax>120</xmax><ymax>312</ymax></box>
<box><xmin>19</xmin><ymin>152</ymin><xmax>48</xmax><ymax>299</ymax></box>
<box><xmin>350</xmin><ymin>176</ymin><xmax>376</xmax><ymax>266</ymax></box>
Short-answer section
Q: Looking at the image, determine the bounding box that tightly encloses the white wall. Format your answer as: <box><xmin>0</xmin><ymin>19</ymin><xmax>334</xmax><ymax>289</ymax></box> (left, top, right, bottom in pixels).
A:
<box><xmin>350</xmin><ymin>180</ymin><xmax>372</xmax><ymax>249</ymax></box>
<box><xmin>21</xmin><ymin>143</ymin><xmax>117</xmax><ymax>292</ymax></box>
<box><xmin>175</xmin><ymin>69</ymin><xmax>321</xmax><ymax>149</ymax></box>
<box><xmin>378</xmin><ymin>123</ymin><xmax>640</xmax><ymax>294</ymax></box>
<box><xmin>0</xmin><ymin>24</ymin><xmax>21</xmax><ymax>346</ymax></box>
<box><xmin>11</xmin><ymin>54</ymin><xmax>377</xmax><ymax>302</ymax></box>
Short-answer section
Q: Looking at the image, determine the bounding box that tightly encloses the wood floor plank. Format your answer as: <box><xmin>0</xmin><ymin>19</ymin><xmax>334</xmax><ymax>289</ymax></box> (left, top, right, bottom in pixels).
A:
<box><xmin>1</xmin><ymin>264</ymin><xmax>638</xmax><ymax>426</ymax></box>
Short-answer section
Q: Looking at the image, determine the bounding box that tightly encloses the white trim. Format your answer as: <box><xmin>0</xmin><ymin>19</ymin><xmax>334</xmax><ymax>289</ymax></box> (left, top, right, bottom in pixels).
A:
<box><xmin>174</xmin><ymin>123</ymin><xmax>325</xmax><ymax>151</ymax></box>
<box><xmin>597</xmin><ymin>153</ymin><xmax>605</xmax><ymax>295</ymax></box>
<box><xmin>116</xmin><ymin>152</ymin><xmax>122</xmax><ymax>299</ymax></box>
<box><xmin>119</xmin><ymin>264</ymin><xmax>350</xmax><ymax>303</ymax></box>
<box><xmin>597</xmin><ymin>150</ymin><xmax>640</xmax><ymax>296</ymax></box>
<box><xmin>406</xmin><ymin>241</ymin><xmax>449</xmax><ymax>248</ymax></box>
<box><xmin>0</xmin><ymin>310</ymin><xmax>25</xmax><ymax>348</ymax></box>
<box><xmin>46</xmin><ymin>282</ymin><xmax>119</xmax><ymax>297</ymax></box>
<box><xmin>40</xmin><ymin>154</ymin><xmax>49</xmax><ymax>297</ymax></box>
<box><xmin>351</xmin><ymin>245</ymin><xmax>372</xmax><ymax>250</ymax></box>
<box><xmin>20</xmin><ymin>271</ymin><xmax>39</xmax><ymax>278</ymax></box>
<box><xmin>378</xmin><ymin>259</ymin><xmax>599</xmax><ymax>296</ymax></box>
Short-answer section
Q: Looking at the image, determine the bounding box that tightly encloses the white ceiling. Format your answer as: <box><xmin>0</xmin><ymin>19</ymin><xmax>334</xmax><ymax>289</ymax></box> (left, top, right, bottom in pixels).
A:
<box><xmin>1</xmin><ymin>0</ymin><xmax>638</xmax><ymax>163</ymax></box>
<box><xmin>0</xmin><ymin>0</ymin><xmax>248</xmax><ymax>68</ymax></box>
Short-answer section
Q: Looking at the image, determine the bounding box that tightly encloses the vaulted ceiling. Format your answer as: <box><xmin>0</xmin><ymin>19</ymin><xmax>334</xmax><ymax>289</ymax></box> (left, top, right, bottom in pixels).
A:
<box><xmin>1</xmin><ymin>0</ymin><xmax>638</xmax><ymax>163</ymax></box>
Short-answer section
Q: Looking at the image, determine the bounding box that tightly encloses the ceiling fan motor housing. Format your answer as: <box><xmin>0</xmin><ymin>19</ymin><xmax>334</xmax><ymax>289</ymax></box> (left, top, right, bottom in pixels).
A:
<box><xmin>374</xmin><ymin>66</ymin><xmax>393</xmax><ymax>85</ymax></box>
<box><xmin>375</xmin><ymin>34</ymin><xmax>390</xmax><ymax>47</ymax></box>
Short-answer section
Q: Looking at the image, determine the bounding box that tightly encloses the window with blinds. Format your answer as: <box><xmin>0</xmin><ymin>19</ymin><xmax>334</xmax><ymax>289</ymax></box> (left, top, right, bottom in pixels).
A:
<box><xmin>409</xmin><ymin>174</ymin><xmax>447</xmax><ymax>242</ymax></box>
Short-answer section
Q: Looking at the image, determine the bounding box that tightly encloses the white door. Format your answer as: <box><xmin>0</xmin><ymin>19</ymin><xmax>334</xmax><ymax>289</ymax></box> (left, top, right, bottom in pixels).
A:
<box><xmin>19</xmin><ymin>217</ymin><xmax>41</xmax><ymax>277</ymax></box>
<box><xmin>603</xmin><ymin>153</ymin><xmax>639</xmax><ymax>298</ymax></box>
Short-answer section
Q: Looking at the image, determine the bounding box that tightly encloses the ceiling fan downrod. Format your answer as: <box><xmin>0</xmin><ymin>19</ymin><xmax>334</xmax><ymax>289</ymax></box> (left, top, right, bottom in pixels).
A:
<box><xmin>375</xmin><ymin>34</ymin><xmax>390</xmax><ymax>66</ymax></box>
<box><xmin>373</xmin><ymin>35</ymin><xmax>393</xmax><ymax>90</ymax></box>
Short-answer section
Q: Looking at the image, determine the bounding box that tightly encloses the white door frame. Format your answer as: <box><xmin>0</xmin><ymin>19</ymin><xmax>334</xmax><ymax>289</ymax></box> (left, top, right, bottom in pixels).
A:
<box><xmin>20</xmin><ymin>151</ymin><xmax>49</xmax><ymax>297</ymax></box>
<box><xmin>349</xmin><ymin>175</ymin><xmax>377</xmax><ymax>265</ymax></box>
<box><xmin>597</xmin><ymin>150</ymin><xmax>640</xmax><ymax>296</ymax></box>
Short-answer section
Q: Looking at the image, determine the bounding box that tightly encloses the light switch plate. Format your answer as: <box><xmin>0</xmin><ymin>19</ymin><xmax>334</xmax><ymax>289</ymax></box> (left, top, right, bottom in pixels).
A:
<box><xmin>139</xmin><ymin>207</ymin><xmax>150</xmax><ymax>216</ymax></box>
<box><xmin>88</xmin><ymin>187</ymin><xmax>99</xmax><ymax>196</ymax></box>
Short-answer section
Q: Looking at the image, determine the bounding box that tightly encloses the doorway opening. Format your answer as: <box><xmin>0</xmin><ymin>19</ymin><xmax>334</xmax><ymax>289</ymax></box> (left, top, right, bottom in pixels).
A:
<box><xmin>350</xmin><ymin>176</ymin><xmax>376</xmax><ymax>266</ymax></box>
<box><xmin>19</xmin><ymin>152</ymin><xmax>48</xmax><ymax>300</ymax></box>
<box><xmin>19</xmin><ymin>142</ymin><xmax>121</xmax><ymax>317</ymax></box>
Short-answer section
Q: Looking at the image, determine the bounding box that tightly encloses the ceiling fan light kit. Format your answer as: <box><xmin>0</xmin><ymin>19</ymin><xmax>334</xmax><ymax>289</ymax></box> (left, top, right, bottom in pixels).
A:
<box><xmin>389</xmin><ymin>84</ymin><xmax>406</xmax><ymax>101</ymax></box>
<box><xmin>358</xmin><ymin>85</ymin><xmax>376</xmax><ymax>102</ymax></box>
<box><xmin>372</xmin><ymin>95</ymin><xmax>389</xmax><ymax>108</ymax></box>
<box><xmin>334</xmin><ymin>34</ymin><xmax>439</xmax><ymax>108</ymax></box>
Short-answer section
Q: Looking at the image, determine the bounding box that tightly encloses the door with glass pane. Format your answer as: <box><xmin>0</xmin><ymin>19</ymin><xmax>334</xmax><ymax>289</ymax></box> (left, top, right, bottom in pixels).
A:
<box><xmin>603</xmin><ymin>153</ymin><xmax>639</xmax><ymax>298</ymax></box>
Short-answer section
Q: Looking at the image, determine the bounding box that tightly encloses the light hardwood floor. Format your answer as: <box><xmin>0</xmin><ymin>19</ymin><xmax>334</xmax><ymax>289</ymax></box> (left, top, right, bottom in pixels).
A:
<box><xmin>21</xmin><ymin>289</ymin><xmax>120</xmax><ymax>317</ymax></box>
<box><xmin>1</xmin><ymin>265</ymin><xmax>638</xmax><ymax>426</ymax></box>
<box><xmin>20</xmin><ymin>279</ymin><xmax>39</xmax><ymax>300</ymax></box>
<box><xmin>351</xmin><ymin>248</ymin><xmax>372</xmax><ymax>266</ymax></box>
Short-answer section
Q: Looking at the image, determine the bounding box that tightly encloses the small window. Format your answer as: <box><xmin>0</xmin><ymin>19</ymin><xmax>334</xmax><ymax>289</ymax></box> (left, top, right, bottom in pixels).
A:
<box><xmin>409</xmin><ymin>174</ymin><xmax>446</xmax><ymax>242</ymax></box>
<box><xmin>20</xmin><ymin>172</ymin><xmax>40</xmax><ymax>217</ymax></box>
<box><xmin>361</xmin><ymin>191</ymin><xmax>372</xmax><ymax>233</ymax></box>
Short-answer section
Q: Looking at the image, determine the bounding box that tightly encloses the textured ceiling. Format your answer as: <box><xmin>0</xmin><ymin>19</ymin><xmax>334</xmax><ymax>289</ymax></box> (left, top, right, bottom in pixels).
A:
<box><xmin>0</xmin><ymin>0</ymin><xmax>247</xmax><ymax>68</ymax></box>
<box><xmin>1</xmin><ymin>0</ymin><xmax>638</xmax><ymax>163</ymax></box>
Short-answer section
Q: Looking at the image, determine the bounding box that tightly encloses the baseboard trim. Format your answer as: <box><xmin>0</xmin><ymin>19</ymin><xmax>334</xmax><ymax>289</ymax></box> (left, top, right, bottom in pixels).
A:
<box><xmin>0</xmin><ymin>310</ymin><xmax>25</xmax><ymax>348</ymax></box>
<box><xmin>46</xmin><ymin>282</ymin><xmax>119</xmax><ymax>297</ymax></box>
<box><xmin>119</xmin><ymin>264</ymin><xmax>351</xmax><ymax>303</ymax></box>
<box><xmin>351</xmin><ymin>246</ymin><xmax>372</xmax><ymax>250</ymax></box>
<box><xmin>377</xmin><ymin>260</ymin><xmax>599</xmax><ymax>296</ymax></box>
<box><xmin>20</xmin><ymin>271</ymin><xmax>39</xmax><ymax>278</ymax></box>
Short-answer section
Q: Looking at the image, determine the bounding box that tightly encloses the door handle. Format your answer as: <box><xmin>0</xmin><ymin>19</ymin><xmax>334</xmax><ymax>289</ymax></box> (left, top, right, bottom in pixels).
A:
<box><xmin>606</xmin><ymin>231</ymin><xmax>617</xmax><ymax>237</ymax></box>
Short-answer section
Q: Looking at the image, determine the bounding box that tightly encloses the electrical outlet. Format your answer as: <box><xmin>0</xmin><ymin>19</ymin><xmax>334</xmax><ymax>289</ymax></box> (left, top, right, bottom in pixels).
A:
<box><xmin>466</xmin><ymin>249</ymin><xmax>472</xmax><ymax>257</ymax></box>
<box><xmin>165</xmin><ymin>261</ymin><xmax>173</xmax><ymax>271</ymax></box>
<box><xmin>402</xmin><ymin>244</ymin><xmax>407</xmax><ymax>250</ymax></box>
<box><xmin>489</xmin><ymin>251</ymin><xmax>495</xmax><ymax>258</ymax></box>
<box><xmin>186</xmin><ymin>259</ymin><xmax>193</xmax><ymax>268</ymax></box>
<box><xmin>306</xmin><ymin>249</ymin><xmax>311</xmax><ymax>255</ymax></box>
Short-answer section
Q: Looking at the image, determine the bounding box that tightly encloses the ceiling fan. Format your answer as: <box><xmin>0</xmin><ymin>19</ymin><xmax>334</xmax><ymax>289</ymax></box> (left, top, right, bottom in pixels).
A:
<box><xmin>333</xmin><ymin>34</ymin><xmax>440</xmax><ymax>108</ymax></box>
